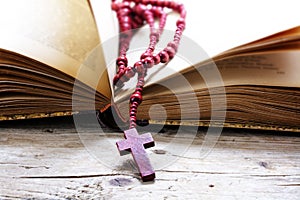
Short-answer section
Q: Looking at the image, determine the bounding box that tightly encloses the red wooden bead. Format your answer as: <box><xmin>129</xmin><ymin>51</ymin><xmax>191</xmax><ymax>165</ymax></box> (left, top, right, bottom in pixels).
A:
<box><xmin>133</xmin><ymin>15</ymin><xmax>144</xmax><ymax>26</ymax></box>
<box><xmin>114</xmin><ymin>75</ymin><xmax>124</xmax><ymax>87</ymax></box>
<box><xmin>150</xmin><ymin>32</ymin><xmax>159</xmax><ymax>42</ymax></box>
<box><xmin>175</xmin><ymin>3</ymin><xmax>185</xmax><ymax>12</ymax></box>
<box><xmin>159</xmin><ymin>50</ymin><xmax>169</xmax><ymax>63</ymax></box>
<box><xmin>135</xmin><ymin>87</ymin><xmax>143</xmax><ymax>93</ymax></box>
<box><xmin>137</xmin><ymin>77</ymin><xmax>145</xmax><ymax>85</ymax></box>
<box><xmin>117</xmin><ymin>55</ymin><xmax>128</xmax><ymax>66</ymax></box>
<box><xmin>164</xmin><ymin>46</ymin><xmax>176</xmax><ymax>59</ymax></box>
<box><xmin>130</xmin><ymin>116</ymin><xmax>136</xmax><ymax>121</ymax></box>
<box><xmin>125</xmin><ymin>66</ymin><xmax>136</xmax><ymax>78</ymax></box>
<box><xmin>135</xmin><ymin>4</ymin><xmax>147</xmax><ymax>16</ymax></box>
<box><xmin>143</xmin><ymin>57</ymin><xmax>155</xmax><ymax>68</ymax></box>
<box><xmin>134</xmin><ymin>61</ymin><xmax>144</xmax><ymax>74</ymax></box>
<box><xmin>130</xmin><ymin>106</ymin><xmax>137</xmax><ymax>112</ymax></box>
<box><xmin>142</xmin><ymin>0</ymin><xmax>149</xmax><ymax>5</ymax></box>
<box><xmin>118</xmin><ymin>69</ymin><xmax>125</xmax><ymax>76</ymax></box>
<box><xmin>176</xmin><ymin>18</ymin><xmax>186</xmax><ymax>29</ymax></box>
<box><xmin>145</xmin><ymin>12</ymin><xmax>154</xmax><ymax>24</ymax></box>
<box><xmin>131</xmin><ymin>102</ymin><xmax>138</xmax><ymax>109</ymax></box>
<box><xmin>143</xmin><ymin>8</ymin><xmax>151</xmax><ymax>16</ymax></box>
<box><xmin>121</xmin><ymin>23</ymin><xmax>131</xmax><ymax>31</ymax></box>
<box><xmin>122</xmin><ymin>7</ymin><xmax>131</xmax><ymax>15</ymax></box>
<box><xmin>121</xmin><ymin>16</ymin><xmax>131</xmax><ymax>23</ymax></box>
<box><xmin>130</xmin><ymin>111</ymin><xmax>137</xmax><ymax>116</ymax></box>
<box><xmin>120</xmin><ymin>1</ymin><xmax>131</xmax><ymax>9</ymax></box>
<box><xmin>167</xmin><ymin>41</ymin><xmax>178</xmax><ymax>52</ymax></box>
<box><xmin>119</xmin><ymin>68</ymin><xmax>129</xmax><ymax>82</ymax></box>
<box><xmin>158</xmin><ymin>1</ymin><xmax>164</xmax><ymax>7</ymax></box>
<box><xmin>113</xmin><ymin>75</ymin><xmax>120</xmax><ymax>85</ymax></box>
<box><xmin>153</xmin><ymin>53</ymin><xmax>161</xmax><ymax>64</ymax></box>
<box><xmin>111</xmin><ymin>2</ymin><xmax>119</xmax><ymax>11</ymax></box>
<box><xmin>180</xmin><ymin>9</ymin><xmax>187</xmax><ymax>18</ymax></box>
<box><xmin>140</xmin><ymin>52</ymin><xmax>152</xmax><ymax>60</ymax></box>
<box><xmin>118</xmin><ymin>9</ymin><xmax>131</xmax><ymax>17</ymax></box>
<box><xmin>169</xmin><ymin>1</ymin><xmax>177</xmax><ymax>9</ymax></box>
<box><xmin>130</xmin><ymin>92</ymin><xmax>142</xmax><ymax>104</ymax></box>
<box><xmin>129</xmin><ymin>118</ymin><xmax>136</xmax><ymax>125</ymax></box>
<box><xmin>117</xmin><ymin>65</ymin><xmax>126</xmax><ymax>71</ymax></box>
<box><xmin>152</xmin><ymin>6</ymin><xmax>163</xmax><ymax>17</ymax></box>
<box><xmin>117</xmin><ymin>60</ymin><xmax>126</xmax><ymax>67</ymax></box>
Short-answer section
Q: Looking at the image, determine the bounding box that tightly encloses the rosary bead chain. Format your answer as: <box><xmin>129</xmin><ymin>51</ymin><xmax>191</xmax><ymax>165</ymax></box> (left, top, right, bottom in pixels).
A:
<box><xmin>111</xmin><ymin>0</ymin><xmax>186</xmax><ymax>128</ymax></box>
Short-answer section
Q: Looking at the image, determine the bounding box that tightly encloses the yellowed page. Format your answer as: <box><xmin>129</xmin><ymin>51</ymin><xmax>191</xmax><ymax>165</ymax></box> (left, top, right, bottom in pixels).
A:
<box><xmin>88</xmin><ymin>0</ymin><xmax>118</xmax><ymax>98</ymax></box>
<box><xmin>215</xmin><ymin>51</ymin><xmax>300</xmax><ymax>87</ymax></box>
<box><xmin>141</xmin><ymin>50</ymin><xmax>300</xmax><ymax>97</ymax></box>
<box><xmin>112</xmin><ymin>0</ymin><xmax>300</xmax><ymax>103</ymax></box>
<box><xmin>0</xmin><ymin>0</ymin><xmax>111</xmax><ymax>98</ymax></box>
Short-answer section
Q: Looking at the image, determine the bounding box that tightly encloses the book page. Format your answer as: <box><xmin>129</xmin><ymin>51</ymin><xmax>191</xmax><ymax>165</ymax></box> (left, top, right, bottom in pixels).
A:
<box><xmin>88</xmin><ymin>0</ymin><xmax>119</xmax><ymax>98</ymax></box>
<box><xmin>140</xmin><ymin>50</ymin><xmax>300</xmax><ymax>97</ymax></box>
<box><xmin>215</xmin><ymin>51</ymin><xmax>300</xmax><ymax>87</ymax></box>
<box><xmin>111</xmin><ymin>0</ymin><xmax>300</xmax><ymax>102</ymax></box>
<box><xmin>151</xmin><ymin>0</ymin><xmax>300</xmax><ymax>80</ymax></box>
<box><xmin>0</xmin><ymin>0</ymin><xmax>111</xmax><ymax>99</ymax></box>
<box><xmin>185</xmin><ymin>0</ymin><xmax>300</xmax><ymax>57</ymax></box>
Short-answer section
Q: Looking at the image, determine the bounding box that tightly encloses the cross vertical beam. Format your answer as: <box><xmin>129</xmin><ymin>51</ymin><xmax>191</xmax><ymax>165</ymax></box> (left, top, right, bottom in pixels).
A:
<box><xmin>116</xmin><ymin>128</ymin><xmax>155</xmax><ymax>182</ymax></box>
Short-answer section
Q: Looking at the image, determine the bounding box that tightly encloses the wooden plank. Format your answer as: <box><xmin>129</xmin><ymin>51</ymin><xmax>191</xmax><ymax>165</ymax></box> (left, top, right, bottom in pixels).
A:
<box><xmin>0</xmin><ymin>116</ymin><xmax>299</xmax><ymax>199</ymax></box>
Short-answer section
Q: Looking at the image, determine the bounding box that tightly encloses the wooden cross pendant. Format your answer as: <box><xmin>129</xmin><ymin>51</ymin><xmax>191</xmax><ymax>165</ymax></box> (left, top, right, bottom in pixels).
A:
<box><xmin>116</xmin><ymin>128</ymin><xmax>155</xmax><ymax>182</ymax></box>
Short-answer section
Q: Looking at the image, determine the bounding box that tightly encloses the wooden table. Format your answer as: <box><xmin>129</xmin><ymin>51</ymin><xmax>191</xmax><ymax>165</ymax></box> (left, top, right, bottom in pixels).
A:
<box><xmin>0</xmin><ymin>116</ymin><xmax>299</xmax><ymax>199</ymax></box>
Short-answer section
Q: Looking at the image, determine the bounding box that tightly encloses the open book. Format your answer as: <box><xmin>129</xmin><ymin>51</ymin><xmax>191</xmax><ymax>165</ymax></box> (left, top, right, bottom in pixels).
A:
<box><xmin>0</xmin><ymin>0</ymin><xmax>299</xmax><ymax>132</ymax></box>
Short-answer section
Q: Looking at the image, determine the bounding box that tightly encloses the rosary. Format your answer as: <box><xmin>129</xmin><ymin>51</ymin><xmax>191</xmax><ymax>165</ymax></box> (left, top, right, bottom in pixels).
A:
<box><xmin>111</xmin><ymin>0</ymin><xmax>186</xmax><ymax>182</ymax></box>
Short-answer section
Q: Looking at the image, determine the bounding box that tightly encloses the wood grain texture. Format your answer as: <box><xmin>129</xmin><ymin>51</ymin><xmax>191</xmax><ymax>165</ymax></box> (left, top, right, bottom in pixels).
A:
<box><xmin>0</xmin><ymin>116</ymin><xmax>299</xmax><ymax>199</ymax></box>
<box><xmin>116</xmin><ymin>128</ymin><xmax>155</xmax><ymax>182</ymax></box>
